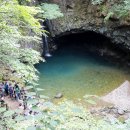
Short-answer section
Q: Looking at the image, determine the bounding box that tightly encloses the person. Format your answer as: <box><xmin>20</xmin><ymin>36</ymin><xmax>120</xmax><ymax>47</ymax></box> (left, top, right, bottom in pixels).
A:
<box><xmin>15</xmin><ymin>83</ymin><xmax>21</xmax><ymax>100</ymax></box>
<box><xmin>20</xmin><ymin>87</ymin><xmax>25</xmax><ymax>100</ymax></box>
<box><xmin>18</xmin><ymin>103</ymin><xmax>24</xmax><ymax>110</ymax></box>
<box><xmin>0</xmin><ymin>82</ymin><xmax>5</xmax><ymax>98</ymax></box>
<box><xmin>0</xmin><ymin>97</ymin><xmax>5</xmax><ymax>107</ymax></box>
<box><xmin>5</xmin><ymin>104</ymin><xmax>9</xmax><ymax>110</ymax></box>
<box><xmin>13</xmin><ymin>81</ymin><xmax>16</xmax><ymax>98</ymax></box>
<box><xmin>9</xmin><ymin>83</ymin><xmax>14</xmax><ymax>98</ymax></box>
<box><xmin>0</xmin><ymin>83</ymin><xmax>3</xmax><ymax>98</ymax></box>
<box><xmin>4</xmin><ymin>81</ymin><xmax>9</xmax><ymax>95</ymax></box>
<box><xmin>23</xmin><ymin>96</ymin><xmax>28</xmax><ymax>110</ymax></box>
<box><xmin>23</xmin><ymin>108</ymin><xmax>30</xmax><ymax>116</ymax></box>
<box><xmin>1</xmin><ymin>82</ymin><xmax>5</xmax><ymax>97</ymax></box>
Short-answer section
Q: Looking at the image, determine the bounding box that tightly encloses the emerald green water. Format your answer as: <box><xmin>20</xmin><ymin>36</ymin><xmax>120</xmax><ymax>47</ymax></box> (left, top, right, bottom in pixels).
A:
<box><xmin>36</xmin><ymin>46</ymin><xmax>130</xmax><ymax>100</ymax></box>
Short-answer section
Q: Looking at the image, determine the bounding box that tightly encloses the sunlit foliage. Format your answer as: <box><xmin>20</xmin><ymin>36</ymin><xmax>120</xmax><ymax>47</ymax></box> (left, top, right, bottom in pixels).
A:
<box><xmin>39</xmin><ymin>3</ymin><xmax>63</xmax><ymax>20</ymax></box>
<box><xmin>0</xmin><ymin>0</ymin><xmax>44</xmax><ymax>85</ymax></box>
<box><xmin>1</xmin><ymin>98</ymin><xmax>130</xmax><ymax>130</ymax></box>
<box><xmin>105</xmin><ymin>0</ymin><xmax>130</xmax><ymax>20</ymax></box>
<box><xmin>91</xmin><ymin>0</ymin><xmax>130</xmax><ymax>21</ymax></box>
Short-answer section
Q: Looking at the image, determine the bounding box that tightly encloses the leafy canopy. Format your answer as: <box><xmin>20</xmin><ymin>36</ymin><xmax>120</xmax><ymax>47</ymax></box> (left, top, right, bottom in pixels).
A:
<box><xmin>0</xmin><ymin>0</ymin><xmax>64</xmax><ymax>85</ymax></box>
<box><xmin>91</xmin><ymin>0</ymin><xmax>104</xmax><ymax>5</ymax></box>
<box><xmin>39</xmin><ymin>3</ymin><xmax>63</xmax><ymax>20</ymax></box>
<box><xmin>1</xmin><ymin>99</ymin><xmax>130</xmax><ymax>130</ymax></box>
<box><xmin>106</xmin><ymin>0</ymin><xmax>130</xmax><ymax>19</ymax></box>
<box><xmin>0</xmin><ymin>0</ymin><xmax>44</xmax><ymax>85</ymax></box>
<box><xmin>91</xmin><ymin>0</ymin><xmax>130</xmax><ymax>21</ymax></box>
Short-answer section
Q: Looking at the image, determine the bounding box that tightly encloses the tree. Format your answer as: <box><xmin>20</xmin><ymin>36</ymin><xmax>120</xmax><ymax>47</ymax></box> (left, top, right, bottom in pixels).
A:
<box><xmin>39</xmin><ymin>3</ymin><xmax>63</xmax><ymax>20</ymax></box>
<box><xmin>91</xmin><ymin>0</ymin><xmax>130</xmax><ymax>21</ymax></box>
<box><xmin>0</xmin><ymin>0</ymin><xmax>64</xmax><ymax>85</ymax></box>
<box><xmin>0</xmin><ymin>0</ymin><xmax>44</xmax><ymax>85</ymax></box>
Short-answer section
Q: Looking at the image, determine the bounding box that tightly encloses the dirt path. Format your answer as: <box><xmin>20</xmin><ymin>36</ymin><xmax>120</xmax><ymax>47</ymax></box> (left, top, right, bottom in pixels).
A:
<box><xmin>4</xmin><ymin>96</ymin><xmax>21</xmax><ymax>110</ymax></box>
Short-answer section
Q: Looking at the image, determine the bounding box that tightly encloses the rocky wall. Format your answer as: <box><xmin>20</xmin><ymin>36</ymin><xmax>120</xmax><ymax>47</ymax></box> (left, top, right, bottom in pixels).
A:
<box><xmin>46</xmin><ymin>0</ymin><xmax>130</xmax><ymax>51</ymax></box>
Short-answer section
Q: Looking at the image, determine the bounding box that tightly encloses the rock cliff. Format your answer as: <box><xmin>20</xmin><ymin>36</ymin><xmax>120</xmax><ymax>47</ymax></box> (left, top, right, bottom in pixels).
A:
<box><xmin>46</xmin><ymin>0</ymin><xmax>130</xmax><ymax>51</ymax></box>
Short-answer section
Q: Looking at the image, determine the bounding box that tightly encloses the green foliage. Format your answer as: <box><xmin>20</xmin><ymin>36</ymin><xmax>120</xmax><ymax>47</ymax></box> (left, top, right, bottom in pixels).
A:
<box><xmin>101</xmin><ymin>0</ymin><xmax>130</xmax><ymax>21</ymax></box>
<box><xmin>91</xmin><ymin>0</ymin><xmax>105</xmax><ymax>5</ymax></box>
<box><xmin>0</xmin><ymin>88</ymin><xmax>130</xmax><ymax>130</ymax></box>
<box><xmin>18</xmin><ymin>0</ymin><xmax>32</xmax><ymax>5</ymax></box>
<box><xmin>104</xmin><ymin>12</ymin><xmax>114</xmax><ymax>22</ymax></box>
<box><xmin>39</xmin><ymin>3</ymin><xmax>63</xmax><ymax>20</ymax></box>
<box><xmin>0</xmin><ymin>0</ymin><xmax>44</xmax><ymax>85</ymax></box>
<box><xmin>92</xmin><ymin>0</ymin><xmax>130</xmax><ymax>21</ymax></box>
<box><xmin>106</xmin><ymin>0</ymin><xmax>130</xmax><ymax>20</ymax></box>
<box><xmin>0</xmin><ymin>0</ymin><xmax>63</xmax><ymax>85</ymax></box>
<box><xmin>1</xmin><ymin>99</ymin><xmax>130</xmax><ymax>130</ymax></box>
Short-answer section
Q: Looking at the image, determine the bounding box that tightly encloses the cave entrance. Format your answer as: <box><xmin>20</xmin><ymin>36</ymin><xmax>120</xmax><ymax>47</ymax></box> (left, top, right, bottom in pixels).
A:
<box><xmin>55</xmin><ymin>31</ymin><xmax>109</xmax><ymax>48</ymax></box>
<box><xmin>54</xmin><ymin>31</ymin><xmax>127</xmax><ymax>63</ymax></box>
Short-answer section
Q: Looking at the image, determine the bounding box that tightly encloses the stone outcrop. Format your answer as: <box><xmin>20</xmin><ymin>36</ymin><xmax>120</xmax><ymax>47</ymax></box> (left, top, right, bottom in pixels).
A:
<box><xmin>47</xmin><ymin>0</ymin><xmax>130</xmax><ymax>50</ymax></box>
<box><xmin>102</xmin><ymin>80</ymin><xmax>130</xmax><ymax>110</ymax></box>
<box><xmin>54</xmin><ymin>93</ymin><xmax>63</xmax><ymax>98</ymax></box>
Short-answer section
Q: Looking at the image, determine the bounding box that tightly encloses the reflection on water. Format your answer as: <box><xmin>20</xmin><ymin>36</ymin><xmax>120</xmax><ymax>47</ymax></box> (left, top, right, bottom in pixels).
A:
<box><xmin>36</xmin><ymin>46</ymin><xmax>130</xmax><ymax>100</ymax></box>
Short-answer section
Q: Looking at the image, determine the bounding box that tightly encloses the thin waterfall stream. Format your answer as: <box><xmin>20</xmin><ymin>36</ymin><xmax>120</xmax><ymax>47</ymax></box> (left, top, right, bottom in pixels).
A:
<box><xmin>44</xmin><ymin>36</ymin><xmax>51</xmax><ymax>57</ymax></box>
<box><xmin>42</xmin><ymin>19</ymin><xmax>52</xmax><ymax>57</ymax></box>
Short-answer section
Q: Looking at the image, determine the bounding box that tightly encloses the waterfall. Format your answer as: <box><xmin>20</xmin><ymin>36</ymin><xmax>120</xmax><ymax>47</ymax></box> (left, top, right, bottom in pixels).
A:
<box><xmin>42</xmin><ymin>19</ymin><xmax>52</xmax><ymax>57</ymax></box>
<box><xmin>46</xmin><ymin>20</ymin><xmax>53</xmax><ymax>34</ymax></box>
<box><xmin>44</xmin><ymin>36</ymin><xmax>51</xmax><ymax>57</ymax></box>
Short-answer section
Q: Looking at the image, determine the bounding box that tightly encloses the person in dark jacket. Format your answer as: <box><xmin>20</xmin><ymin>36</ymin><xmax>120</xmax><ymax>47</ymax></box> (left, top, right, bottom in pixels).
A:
<box><xmin>4</xmin><ymin>81</ymin><xmax>9</xmax><ymax>95</ymax></box>
<box><xmin>9</xmin><ymin>83</ymin><xmax>14</xmax><ymax>98</ymax></box>
<box><xmin>15</xmin><ymin>83</ymin><xmax>21</xmax><ymax>100</ymax></box>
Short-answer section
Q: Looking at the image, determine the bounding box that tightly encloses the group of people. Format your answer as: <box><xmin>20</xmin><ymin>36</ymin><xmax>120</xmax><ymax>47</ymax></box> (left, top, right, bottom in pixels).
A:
<box><xmin>0</xmin><ymin>81</ymin><xmax>25</xmax><ymax>101</ymax></box>
<box><xmin>0</xmin><ymin>81</ymin><xmax>41</xmax><ymax>116</ymax></box>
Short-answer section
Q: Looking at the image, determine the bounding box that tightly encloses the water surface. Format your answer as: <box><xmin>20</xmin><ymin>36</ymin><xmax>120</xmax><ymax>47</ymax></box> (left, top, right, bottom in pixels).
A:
<box><xmin>36</xmin><ymin>46</ymin><xmax>130</xmax><ymax>100</ymax></box>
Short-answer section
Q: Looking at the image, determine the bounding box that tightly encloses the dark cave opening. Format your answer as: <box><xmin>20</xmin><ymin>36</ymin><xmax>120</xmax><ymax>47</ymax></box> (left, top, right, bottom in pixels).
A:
<box><xmin>53</xmin><ymin>31</ymin><xmax>129</xmax><ymax>66</ymax></box>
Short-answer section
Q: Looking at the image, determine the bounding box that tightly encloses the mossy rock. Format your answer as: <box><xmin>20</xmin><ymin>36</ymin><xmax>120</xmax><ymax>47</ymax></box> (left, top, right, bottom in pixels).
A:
<box><xmin>118</xmin><ymin>116</ymin><xmax>126</xmax><ymax>123</ymax></box>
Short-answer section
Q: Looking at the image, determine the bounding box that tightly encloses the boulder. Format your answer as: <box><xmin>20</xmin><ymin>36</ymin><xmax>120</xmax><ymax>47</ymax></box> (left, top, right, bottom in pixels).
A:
<box><xmin>54</xmin><ymin>93</ymin><xmax>63</xmax><ymax>98</ymax></box>
<box><xmin>118</xmin><ymin>109</ymin><xmax>125</xmax><ymax>115</ymax></box>
<box><xmin>102</xmin><ymin>80</ymin><xmax>130</xmax><ymax>110</ymax></box>
<box><xmin>111</xmin><ymin>108</ymin><xmax>118</xmax><ymax>114</ymax></box>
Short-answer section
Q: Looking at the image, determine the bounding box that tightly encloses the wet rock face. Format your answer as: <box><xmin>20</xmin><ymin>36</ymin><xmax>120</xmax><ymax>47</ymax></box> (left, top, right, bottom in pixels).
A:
<box><xmin>48</xmin><ymin>0</ymin><xmax>130</xmax><ymax>49</ymax></box>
